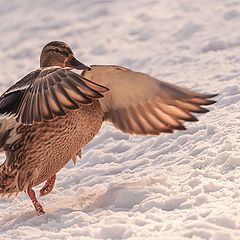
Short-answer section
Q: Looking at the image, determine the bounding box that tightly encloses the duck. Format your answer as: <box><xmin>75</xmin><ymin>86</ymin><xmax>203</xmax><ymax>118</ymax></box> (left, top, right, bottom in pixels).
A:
<box><xmin>0</xmin><ymin>41</ymin><xmax>217</xmax><ymax>214</ymax></box>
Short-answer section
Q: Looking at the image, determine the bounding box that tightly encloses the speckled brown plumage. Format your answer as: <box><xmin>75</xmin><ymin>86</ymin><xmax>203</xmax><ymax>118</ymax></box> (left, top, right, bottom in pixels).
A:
<box><xmin>0</xmin><ymin>101</ymin><xmax>102</xmax><ymax>194</ymax></box>
<box><xmin>0</xmin><ymin>41</ymin><xmax>217</xmax><ymax>214</ymax></box>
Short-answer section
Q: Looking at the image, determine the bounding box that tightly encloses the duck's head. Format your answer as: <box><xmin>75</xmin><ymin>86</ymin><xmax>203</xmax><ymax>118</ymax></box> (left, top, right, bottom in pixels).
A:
<box><xmin>40</xmin><ymin>41</ymin><xmax>90</xmax><ymax>70</ymax></box>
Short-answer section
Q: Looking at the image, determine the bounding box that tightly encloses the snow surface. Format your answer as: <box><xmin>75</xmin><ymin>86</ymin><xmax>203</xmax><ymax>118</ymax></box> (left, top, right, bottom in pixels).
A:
<box><xmin>0</xmin><ymin>0</ymin><xmax>240</xmax><ymax>239</ymax></box>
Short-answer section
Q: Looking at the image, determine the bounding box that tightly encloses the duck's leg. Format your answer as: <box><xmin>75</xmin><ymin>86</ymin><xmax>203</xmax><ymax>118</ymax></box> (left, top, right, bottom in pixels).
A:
<box><xmin>27</xmin><ymin>188</ymin><xmax>45</xmax><ymax>215</ymax></box>
<box><xmin>40</xmin><ymin>175</ymin><xmax>56</xmax><ymax>196</ymax></box>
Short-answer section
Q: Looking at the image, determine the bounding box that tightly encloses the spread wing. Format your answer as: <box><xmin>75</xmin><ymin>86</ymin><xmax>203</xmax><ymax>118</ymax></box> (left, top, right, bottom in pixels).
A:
<box><xmin>82</xmin><ymin>65</ymin><xmax>217</xmax><ymax>135</ymax></box>
<box><xmin>0</xmin><ymin>67</ymin><xmax>108</xmax><ymax>125</ymax></box>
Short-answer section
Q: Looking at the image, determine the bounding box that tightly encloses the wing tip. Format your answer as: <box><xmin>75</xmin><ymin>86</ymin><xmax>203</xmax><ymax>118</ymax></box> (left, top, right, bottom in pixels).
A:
<box><xmin>206</xmin><ymin>100</ymin><xmax>217</xmax><ymax>105</ymax></box>
<box><xmin>175</xmin><ymin>124</ymin><xmax>187</xmax><ymax>131</ymax></box>
<box><xmin>192</xmin><ymin>107</ymin><xmax>209</xmax><ymax>114</ymax></box>
<box><xmin>204</xmin><ymin>93</ymin><xmax>219</xmax><ymax>98</ymax></box>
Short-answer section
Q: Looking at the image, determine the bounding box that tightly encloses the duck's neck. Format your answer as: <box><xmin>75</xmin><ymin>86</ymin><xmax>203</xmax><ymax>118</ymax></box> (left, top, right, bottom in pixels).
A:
<box><xmin>40</xmin><ymin>56</ymin><xmax>65</xmax><ymax>68</ymax></box>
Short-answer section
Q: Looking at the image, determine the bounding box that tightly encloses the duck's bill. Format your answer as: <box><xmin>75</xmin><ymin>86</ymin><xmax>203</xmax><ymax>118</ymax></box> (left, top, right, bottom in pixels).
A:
<box><xmin>68</xmin><ymin>56</ymin><xmax>90</xmax><ymax>70</ymax></box>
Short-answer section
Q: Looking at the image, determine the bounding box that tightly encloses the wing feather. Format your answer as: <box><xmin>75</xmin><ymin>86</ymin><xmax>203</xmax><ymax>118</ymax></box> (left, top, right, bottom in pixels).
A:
<box><xmin>82</xmin><ymin>65</ymin><xmax>217</xmax><ymax>135</ymax></box>
<box><xmin>0</xmin><ymin>67</ymin><xmax>108</xmax><ymax>124</ymax></box>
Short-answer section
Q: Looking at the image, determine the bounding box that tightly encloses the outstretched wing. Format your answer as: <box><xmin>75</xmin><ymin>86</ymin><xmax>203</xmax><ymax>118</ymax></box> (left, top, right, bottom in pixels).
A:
<box><xmin>82</xmin><ymin>65</ymin><xmax>217</xmax><ymax>135</ymax></box>
<box><xmin>0</xmin><ymin>67</ymin><xmax>108</xmax><ymax>125</ymax></box>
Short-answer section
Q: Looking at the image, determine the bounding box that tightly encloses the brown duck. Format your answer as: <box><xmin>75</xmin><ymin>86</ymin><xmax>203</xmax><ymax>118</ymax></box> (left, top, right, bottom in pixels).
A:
<box><xmin>0</xmin><ymin>41</ymin><xmax>217</xmax><ymax>214</ymax></box>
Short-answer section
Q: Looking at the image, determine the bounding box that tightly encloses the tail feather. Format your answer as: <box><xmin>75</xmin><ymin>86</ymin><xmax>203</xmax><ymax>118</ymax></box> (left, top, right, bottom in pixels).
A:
<box><xmin>0</xmin><ymin>162</ymin><xmax>18</xmax><ymax>196</ymax></box>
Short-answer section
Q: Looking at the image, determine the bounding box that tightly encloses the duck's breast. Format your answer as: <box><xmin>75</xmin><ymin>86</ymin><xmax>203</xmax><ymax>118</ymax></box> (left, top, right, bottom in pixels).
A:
<box><xmin>10</xmin><ymin>101</ymin><xmax>103</xmax><ymax>189</ymax></box>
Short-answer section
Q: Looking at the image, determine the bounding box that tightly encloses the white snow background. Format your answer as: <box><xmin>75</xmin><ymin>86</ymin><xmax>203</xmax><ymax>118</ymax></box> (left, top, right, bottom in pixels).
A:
<box><xmin>0</xmin><ymin>0</ymin><xmax>240</xmax><ymax>239</ymax></box>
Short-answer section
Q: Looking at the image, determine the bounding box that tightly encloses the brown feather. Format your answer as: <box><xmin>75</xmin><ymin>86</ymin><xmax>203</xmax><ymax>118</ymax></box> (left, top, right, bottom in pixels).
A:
<box><xmin>82</xmin><ymin>65</ymin><xmax>217</xmax><ymax>135</ymax></box>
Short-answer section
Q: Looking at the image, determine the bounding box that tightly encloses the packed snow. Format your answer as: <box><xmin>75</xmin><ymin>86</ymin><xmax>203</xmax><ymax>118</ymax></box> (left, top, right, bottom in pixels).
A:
<box><xmin>1</xmin><ymin>0</ymin><xmax>240</xmax><ymax>239</ymax></box>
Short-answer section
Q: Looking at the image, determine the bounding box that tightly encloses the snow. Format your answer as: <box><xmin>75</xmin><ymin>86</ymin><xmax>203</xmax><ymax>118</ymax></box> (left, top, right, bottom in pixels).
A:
<box><xmin>0</xmin><ymin>0</ymin><xmax>240</xmax><ymax>239</ymax></box>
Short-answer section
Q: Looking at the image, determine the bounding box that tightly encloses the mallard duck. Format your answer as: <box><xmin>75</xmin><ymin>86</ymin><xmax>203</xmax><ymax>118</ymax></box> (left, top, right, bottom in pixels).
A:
<box><xmin>0</xmin><ymin>41</ymin><xmax>217</xmax><ymax>214</ymax></box>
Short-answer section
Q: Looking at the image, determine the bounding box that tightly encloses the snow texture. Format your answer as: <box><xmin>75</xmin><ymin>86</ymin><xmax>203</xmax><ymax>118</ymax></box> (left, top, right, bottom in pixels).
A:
<box><xmin>0</xmin><ymin>0</ymin><xmax>240</xmax><ymax>239</ymax></box>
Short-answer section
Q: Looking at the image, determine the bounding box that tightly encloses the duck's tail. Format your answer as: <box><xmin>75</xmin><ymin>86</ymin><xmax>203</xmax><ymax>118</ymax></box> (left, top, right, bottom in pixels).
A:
<box><xmin>0</xmin><ymin>162</ymin><xmax>19</xmax><ymax>198</ymax></box>
<box><xmin>0</xmin><ymin>159</ymin><xmax>40</xmax><ymax>198</ymax></box>
<box><xmin>0</xmin><ymin>117</ymin><xmax>22</xmax><ymax>197</ymax></box>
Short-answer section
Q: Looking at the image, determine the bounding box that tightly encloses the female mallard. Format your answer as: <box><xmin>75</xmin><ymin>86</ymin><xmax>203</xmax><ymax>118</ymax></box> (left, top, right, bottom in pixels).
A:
<box><xmin>0</xmin><ymin>41</ymin><xmax>217</xmax><ymax>214</ymax></box>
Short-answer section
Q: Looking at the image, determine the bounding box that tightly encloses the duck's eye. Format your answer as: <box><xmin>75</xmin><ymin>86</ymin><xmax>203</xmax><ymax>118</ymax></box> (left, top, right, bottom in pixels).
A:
<box><xmin>54</xmin><ymin>48</ymin><xmax>60</xmax><ymax>53</ymax></box>
<box><xmin>63</xmin><ymin>51</ymin><xmax>68</xmax><ymax>56</ymax></box>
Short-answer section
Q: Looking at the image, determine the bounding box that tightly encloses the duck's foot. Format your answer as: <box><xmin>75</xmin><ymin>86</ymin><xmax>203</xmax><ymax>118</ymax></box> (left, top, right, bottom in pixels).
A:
<box><xmin>27</xmin><ymin>188</ymin><xmax>45</xmax><ymax>215</ymax></box>
<box><xmin>40</xmin><ymin>175</ymin><xmax>56</xmax><ymax>196</ymax></box>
